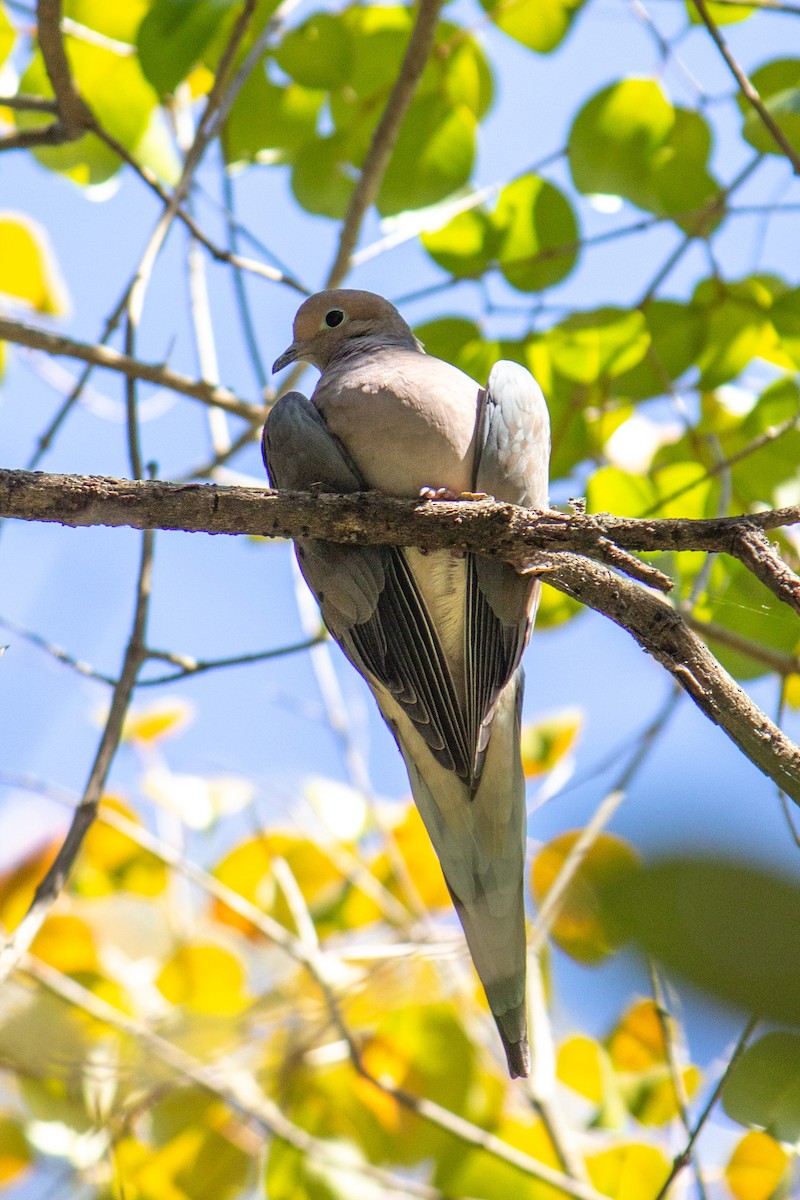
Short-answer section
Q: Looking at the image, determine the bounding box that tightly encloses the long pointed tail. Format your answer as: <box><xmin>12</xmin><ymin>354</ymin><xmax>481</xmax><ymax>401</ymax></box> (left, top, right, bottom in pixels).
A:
<box><xmin>381</xmin><ymin>672</ymin><xmax>529</xmax><ymax>1077</ymax></box>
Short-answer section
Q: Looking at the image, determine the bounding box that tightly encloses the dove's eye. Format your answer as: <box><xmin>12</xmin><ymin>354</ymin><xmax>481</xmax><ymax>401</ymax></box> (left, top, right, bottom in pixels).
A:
<box><xmin>324</xmin><ymin>308</ymin><xmax>345</xmax><ymax>328</ymax></box>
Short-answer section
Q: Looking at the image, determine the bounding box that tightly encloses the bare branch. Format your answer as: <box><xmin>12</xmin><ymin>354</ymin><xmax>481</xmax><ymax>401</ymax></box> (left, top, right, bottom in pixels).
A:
<box><xmin>1</xmin><ymin>470</ymin><xmax>800</xmax><ymax>805</ymax></box>
<box><xmin>325</xmin><ymin>0</ymin><xmax>446</xmax><ymax>287</ymax></box>
<box><xmin>0</xmin><ymin>317</ymin><xmax>264</xmax><ymax>421</ymax></box>
<box><xmin>731</xmin><ymin>526</ymin><xmax>800</xmax><ymax>617</ymax></box>
<box><xmin>1</xmin><ymin>469</ymin><xmax>797</xmax><ymax>557</ymax></box>
<box><xmin>0</xmin><ymin>525</ymin><xmax>154</xmax><ymax>985</ymax></box>
<box><xmin>692</xmin><ymin>0</ymin><xmax>800</xmax><ymax>174</ymax></box>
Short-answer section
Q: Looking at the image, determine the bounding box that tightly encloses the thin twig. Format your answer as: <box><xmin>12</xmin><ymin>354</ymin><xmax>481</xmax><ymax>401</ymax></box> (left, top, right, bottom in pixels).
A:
<box><xmin>0</xmin><ymin>316</ymin><xmax>263</xmax><ymax>421</ymax></box>
<box><xmin>692</xmin><ymin>0</ymin><xmax>800</xmax><ymax>174</ymax></box>
<box><xmin>325</xmin><ymin>0</ymin><xmax>446</xmax><ymax>287</ymax></box>
<box><xmin>654</xmin><ymin>1016</ymin><xmax>759</xmax><ymax>1200</ymax></box>
<box><xmin>0</xmin><ymin>526</ymin><xmax>154</xmax><ymax>985</ymax></box>
<box><xmin>140</xmin><ymin>634</ymin><xmax>327</xmax><ymax>685</ymax></box>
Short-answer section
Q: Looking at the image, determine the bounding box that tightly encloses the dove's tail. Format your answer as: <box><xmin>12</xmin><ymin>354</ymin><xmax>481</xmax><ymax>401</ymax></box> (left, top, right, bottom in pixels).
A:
<box><xmin>380</xmin><ymin>671</ymin><xmax>529</xmax><ymax>1078</ymax></box>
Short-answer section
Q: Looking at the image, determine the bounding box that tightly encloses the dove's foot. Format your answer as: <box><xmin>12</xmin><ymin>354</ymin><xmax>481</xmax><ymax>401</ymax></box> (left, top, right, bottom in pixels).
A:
<box><xmin>419</xmin><ymin>487</ymin><xmax>491</xmax><ymax>501</ymax></box>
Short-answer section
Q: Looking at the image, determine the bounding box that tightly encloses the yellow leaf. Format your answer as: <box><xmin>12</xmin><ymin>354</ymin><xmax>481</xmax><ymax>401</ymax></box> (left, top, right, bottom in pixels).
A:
<box><xmin>784</xmin><ymin>673</ymin><xmax>800</xmax><ymax>710</ymax></box>
<box><xmin>122</xmin><ymin>697</ymin><xmax>194</xmax><ymax>744</ymax></box>
<box><xmin>557</xmin><ymin>1034</ymin><xmax>606</xmax><ymax>1103</ymax></box>
<box><xmin>0</xmin><ymin>5</ymin><xmax>15</xmax><ymax>69</ymax></box>
<box><xmin>726</xmin><ymin>1131</ymin><xmax>789</xmax><ymax>1200</ymax></box>
<box><xmin>76</xmin><ymin>794</ymin><xmax>168</xmax><ymax>896</ymax></box>
<box><xmin>0</xmin><ymin>1116</ymin><xmax>31</xmax><ymax>1185</ymax></box>
<box><xmin>30</xmin><ymin>913</ymin><xmax>98</xmax><ymax>974</ymax></box>
<box><xmin>211</xmin><ymin>832</ymin><xmax>343</xmax><ymax>938</ymax></box>
<box><xmin>531</xmin><ymin>831</ymin><xmax>641</xmax><ymax>964</ymax></box>
<box><xmin>520</xmin><ymin>708</ymin><xmax>583</xmax><ymax>777</ymax></box>
<box><xmin>0</xmin><ymin>840</ymin><xmax>59</xmax><ymax>933</ymax></box>
<box><xmin>0</xmin><ymin>213</ymin><xmax>69</xmax><ymax>315</ymax></box>
<box><xmin>586</xmin><ymin>1142</ymin><xmax>670</xmax><ymax>1200</ymax></box>
<box><xmin>157</xmin><ymin>943</ymin><xmax>248</xmax><ymax>1016</ymax></box>
<box><xmin>608</xmin><ymin>999</ymin><xmax>668</xmax><ymax>1071</ymax></box>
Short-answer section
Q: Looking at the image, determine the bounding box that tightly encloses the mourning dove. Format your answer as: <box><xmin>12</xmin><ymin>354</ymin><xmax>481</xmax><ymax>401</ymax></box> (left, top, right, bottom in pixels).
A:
<box><xmin>263</xmin><ymin>289</ymin><xmax>550</xmax><ymax>1078</ymax></box>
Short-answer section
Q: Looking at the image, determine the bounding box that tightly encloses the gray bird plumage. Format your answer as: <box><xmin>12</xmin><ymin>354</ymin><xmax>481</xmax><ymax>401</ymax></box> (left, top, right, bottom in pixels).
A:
<box><xmin>263</xmin><ymin>289</ymin><xmax>550</xmax><ymax>1078</ymax></box>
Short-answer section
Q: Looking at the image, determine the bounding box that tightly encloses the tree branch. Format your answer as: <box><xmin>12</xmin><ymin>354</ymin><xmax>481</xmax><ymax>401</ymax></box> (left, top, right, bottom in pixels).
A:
<box><xmin>1</xmin><ymin>468</ymin><xmax>800</xmax><ymax>806</ymax></box>
<box><xmin>0</xmin><ymin>317</ymin><xmax>264</xmax><ymax>421</ymax></box>
<box><xmin>692</xmin><ymin>0</ymin><xmax>800</xmax><ymax>174</ymax></box>
<box><xmin>325</xmin><ymin>0</ymin><xmax>446</xmax><ymax>287</ymax></box>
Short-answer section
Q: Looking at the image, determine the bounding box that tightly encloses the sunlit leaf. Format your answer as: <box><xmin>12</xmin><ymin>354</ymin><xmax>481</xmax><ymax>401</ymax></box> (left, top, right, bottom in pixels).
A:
<box><xmin>211</xmin><ymin>831</ymin><xmax>344</xmax><ymax>937</ymax></box>
<box><xmin>421</xmin><ymin>206</ymin><xmax>499</xmax><ymax>279</ymax></box>
<box><xmin>585</xmin><ymin>1142</ymin><xmax>670</xmax><ymax>1200</ymax></box>
<box><xmin>740</xmin><ymin>59</ymin><xmax>800</xmax><ymax>157</ymax></box>
<box><xmin>0</xmin><ymin>1116</ymin><xmax>31</xmax><ymax>1185</ymax></box>
<box><xmin>18</xmin><ymin>38</ymin><xmax>178</xmax><ymax>185</ymax></box>
<box><xmin>726</xmin><ymin>1130</ymin><xmax>790</xmax><ymax>1200</ymax></box>
<box><xmin>145</xmin><ymin>1089</ymin><xmax>253</xmax><ymax>1200</ymax></box>
<box><xmin>0</xmin><ymin>4</ymin><xmax>15</xmax><ymax>67</ymax></box>
<box><xmin>686</xmin><ymin>0</ymin><xmax>753</xmax><ymax>23</ymax></box>
<box><xmin>479</xmin><ymin>0</ymin><xmax>585</xmax><ymax>53</ymax></box>
<box><xmin>156</xmin><ymin>943</ymin><xmax>248</xmax><ymax>1016</ymax></box>
<box><xmin>291</xmin><ymin>133</ymin><xmax>356</xmax><ymax>219</ymax></box>
<box><xmin>557</xmin><ymin>1034</ymin><xmax>606</xmax><ymax>1103</ymax></box>
<box><xmin>223</xmin><ymin>58</ymin><xmax>322</xmax><ymax>165</ymax></box>
<box><xmin>531</xmin><ymin>831</ymin><xmax>641</xmax><ymax>964</ymax></box>
<box><xmin>535</xmin><ymin>582</ymin><xmax>582</xmax><ymax>629</ymax></box>
<box><xmin>0</xmin><ymin>840</ymin><xmax>59</xmax><ymax>934</ymax></box>
<box><xmin>378</xmin><ymin>96</ymin><xmax>475</xmax><ymax>216</ymax></box>
<box><xmin>31</xmin><ymin>913</ymin><xmax>99</xmax><ymax>974</ymax></box>
<box><xmin>607</xmin><ymin>999</ymin><xmax>668</xmax><ymax>1072</ymax></box>
<box><xmin>723</xmin><ymin>1032</ymin><xmax>800</xmax><ymax>1143</ymax></box>
<box><xmin>603</xmin><ymin>858</ymin><xmax>800</xmax><ymax>1026</ymax></box>
<box><xmin>442</xmin><ymin>1120</ymin><xmax>565</xmax><ymax>1197</ymax></box>
<box><xmin>772</xmin><ymin>285</ymin><xmax>800</xmax><ymax>369</ymax></box>
<box><xmin>613</xmin><ymin>301</ymin><xmax>707</xmax><ymax>401</ymax></box>
<box><xmin>693</xmin><ymin>277</ymin><xmax>776</xmax><ymax>390</ymax></box>
<box><xmin>122</xmin><ymin>697</ymin><xmax>195</xmax><ymax>744</ymax></box>
<box><xmin>0</xmin><ymin>214</ymin><xmax>69</xmax><ymax>315</ymax></box>
<box><xmin>520</xmin><ymin>709</ymin><xmax>582</xmax><ymax>778</ymax></box>
<box><xmin>65</xmin><ymin>0</ymin><xmax>150</xmax><ymax>42</ymax></box>
<box><xmin>546</xmin><ymin>308</ymin><xmax>649</xmax><ymax>384</ymax></box>
<box><xmin>495</xmin><ymin>174</ymin><xmax>579</xmax><ymax>292</ymax></box>
<box><xmin>696</xmin><ymin>555</ymin><xmax>800</xmax><ymax>680</ymax></box>
<box><xmin>568</xmin><ymin>79</ymin><xmax>674</xmax><ymax>210</ymax></box>
<box><xmin>143</xmin><ymin>767</ymin><xmax>253</xmax><ymax>829</ymax></box>
<box><xmin>275</xmin><ymin>11</ymin><xmax>352</xmax><ymax>88</ymax></box>
<box><xmin>137</xmin><ymin>0</ymin><xmax>240</xmax><ymax>97</ymax></box>
<box><xmin>75</xmin><ymin>795</ymin><xmax>168</xmax><ymax>897</ymax></box>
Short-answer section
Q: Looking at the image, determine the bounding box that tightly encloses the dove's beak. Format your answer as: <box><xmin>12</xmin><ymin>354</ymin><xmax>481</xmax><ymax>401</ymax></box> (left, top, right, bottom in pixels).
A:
<box><xmin>272</xmin><ymin>342</ymin><xmax>301</xmax><ymax>374</ymax></box>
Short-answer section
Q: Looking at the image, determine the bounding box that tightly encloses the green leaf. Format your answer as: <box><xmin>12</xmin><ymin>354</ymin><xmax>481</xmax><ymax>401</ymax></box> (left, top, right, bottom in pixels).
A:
<box><xmin>568</xmin><ymin>79</ymin><xmax>674</xmax><ymax>209</ymax></box>
<box><xmin>137</xmin><ymin>0</ymin><xmax>239</xmax><ymax>98</ymax></box>
<box><xmin>436</xmin><ymin>1118</ymin><xmax>565</xmax><ymax>1199</ymax></box>
<box><xmin>0</xmin><ymin>1116</ymin><xmax>31</xmax><ymax>1186</ymax></box>
<box><xmin>275</xmin><ymin>11</ymin><xmax>352</xmax><ymax>89</ymax></box>
<box><xmin>65</xmin><ymin>0</ymin><xmax>149</xmax><ymax>41</ymax></box>
<box><xmin>291</xmin><ymin>134</ymin><xmax>356</xmax><ymax>219</ymax></box>
<box><xmin>546</xmin><ymin>308</ymin><xmax>649</xmax><ymax>384</ymax></box>
<box><xmin>649</xmin><ymin>109</ymin><xmax>723</xmax><ymax>234</ymax></box>
<box><xmin>223</xmin><ymin>64</ymin><xmax>322</xmax><ymax>165</ymax></box>
<box><xmin>686</xmin><ymin>0</ymin><xmax>754</xmax><ymax>24</ymax></box>
<box><xmin>772</xmin><ymin>286</ymin><xmax>800</xmax><ymax>368</ymax></box>
<box><xmin>18</xmin><ymin>38</ymin><xmax>178</xmax><ymax>185</ymax></box>
<box><xmin>603</xmin><ymin>858</ymin><xmax>800</xmax><ymax>1027</ymax></box>
<box><xmin>726</xmin><ymin>376</ymin><xmax>800</xmax><ymax>507</ymax></box>
<box><xmin>437</xmin><ymin>27</ymin><xmax>493</xmax><ymax>118</ymax></box>
<box><xmin>413</xmin><ymin>317</ymin><xmax>502</xmax><ymax>384</ymax></box>
<box><xmin>421</xmin><ymin>206</ymin><xmax>499</xmax><ymax>278</ymax></box>
<box><xmin>613</xmin><ymin>301</ymin><xmax>707</xmax><ymax>401</ymax></box>
<box><xmin>696</xmin><ymin>555</ymin><xmax>800</xmax><ymax>680</ymax></box>
<box><xmin>494</xmin><ymin>174</ymin><xmax>579</xmax><ymax>292</ymax></box>
<box><xmin>723</xmin><ymin>1033</ymin><xmax>800</xmax><ymax>1142</ymax></box>
<box><xmin>377</xmin><ymin>96</ymin><xmax>475</xmax><ymax>216</ymax></box>
<box><xmin>478</xmin><ymin>0</ymin><xmax>585</xmax><ymax>53</ymax></box>
<box><xmin>738</xmin><ymin>59</ymin><xmax>800</xmax><ymax>157</ymax></box>
<box><xmin>693</xmin><ymin>277</ymin><xmax>775</xmax><ymax>390</ymax></box>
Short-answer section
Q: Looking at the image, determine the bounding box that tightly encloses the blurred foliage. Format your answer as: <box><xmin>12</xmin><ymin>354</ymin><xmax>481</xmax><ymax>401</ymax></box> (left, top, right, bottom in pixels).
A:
<box><xmin>1</xmin><ymin>0</ymin><xmax>800</xmax><ymax>1194</ymax></box>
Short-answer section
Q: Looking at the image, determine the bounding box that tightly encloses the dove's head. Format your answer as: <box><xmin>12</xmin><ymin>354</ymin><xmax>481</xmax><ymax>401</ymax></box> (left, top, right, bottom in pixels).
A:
<box><xmin>272</xmin><ymin>289</ymin><xmax>421</xmax><ymax>373</ymax></box>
